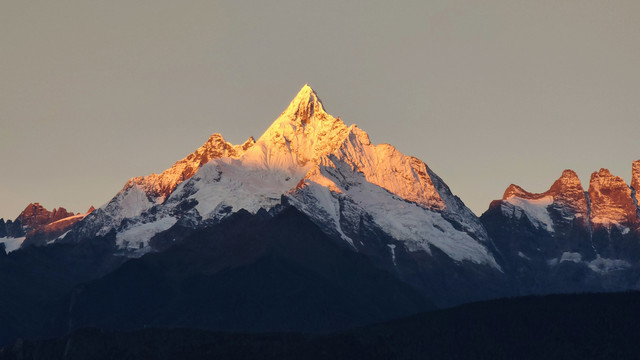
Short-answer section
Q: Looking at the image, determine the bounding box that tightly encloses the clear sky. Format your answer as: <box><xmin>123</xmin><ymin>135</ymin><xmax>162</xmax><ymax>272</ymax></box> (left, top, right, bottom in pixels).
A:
<box><xmin>1</xmin><ymin>0</ymin><xmax>639</xmax><ymax>219</ymax></box>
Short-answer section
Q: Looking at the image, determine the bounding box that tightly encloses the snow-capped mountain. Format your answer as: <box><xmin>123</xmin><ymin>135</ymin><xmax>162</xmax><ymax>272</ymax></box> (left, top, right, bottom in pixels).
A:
<box><xmin>72</xmin><ymin>133</ymin><xmax>255</xmax><ymax>241</ymax></box>
<box><xmin>488</xmin><ymin>166</ymin><xmax>640</xmax><ymax>241</ymax></box>
<box><xmin>497</xmin><ymin>170</ymin><xmax>589</xmax><ymax>234</ymax></box>
<box><xmin>6</xmin><ymin>84</ymin><xmax>640</xmax><ymax>347</ymax></box>
<box><xmin>287</xmin><ymin>124</ymin><xmax>496</xmax><ymax>267</ymax></box>
<box><xmin>482</xmin><ymin>164</ymin><xmax>640</xmax><ymax>294</ymax></box>
<box><xmin>60</xmin><ymin>85</ymin><xmax>505</xmax><ymax>305</ymax></box>
<box><xmin>0</xmin><ymin>203</ymin><xmax>94</xmax><ymax>252</ymax></box>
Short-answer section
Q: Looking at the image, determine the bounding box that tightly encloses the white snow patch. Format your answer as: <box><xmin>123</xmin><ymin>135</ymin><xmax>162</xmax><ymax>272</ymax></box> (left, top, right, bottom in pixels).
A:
<box><xmin>560</xmin><ymin>252</ymin><xmax>582</xmax><ymax>263</ymax></box>
<box><xmin>588</xmin><ymin>256</ymin><xmax>631</xmax><ymax>273</ymax></box>
<box><xmin>46</xmin><ymin>230</ymin><xmax>71</xmax><ymax>245</ymax></box>
<box><xmin>176</xmin><ymin>159</ymin><xmax>302</xmax><ymax>221</ymax></box>
<box><xmin>517</xmin><ymin>251</ymin><xmax>530</xmax><ymax>260</ymax></box>
<box><xmin>94</xmin><ymin>184</ymin><xmax>156</xmax><ymax>237</ymax></box>
<box><xmin>116</xmin><ymin>217</ymin><xmax>178</xmax><ymax>251</ymax></box>
<box><xmin>119</xmin><ymin>185</ymin><xmax>155</xmax><ymax>218</ymax></box>
<box><xmin>387</xmin><ymin>244</ymin><xmax>397</xmax><ymax>266</ymax></box>
<box><xmin>0</xmin><ymin>237</ymin><xmax>25</xmax><ymax>253</ymax></box>
<box><xmin>503</xmin><ymin>195</ymin><xmax>554</xmax><ymax>232</ymax></box>
<box><xmin>350</xmin><ymin>182</ymin><xmax>497</xmax><ymax>267</ymax></box>
<box><xmin>287</xmin><ymin>178</ymin><xmax>354</xmax><ymax>246</ymax></box>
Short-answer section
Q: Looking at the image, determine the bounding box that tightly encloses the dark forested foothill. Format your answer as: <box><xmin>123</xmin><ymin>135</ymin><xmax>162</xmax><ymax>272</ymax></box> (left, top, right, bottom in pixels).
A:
<box><xmin>2</xmin><ymin>292</ymin><xmax>639</xmax><ymax>360</ymax></box>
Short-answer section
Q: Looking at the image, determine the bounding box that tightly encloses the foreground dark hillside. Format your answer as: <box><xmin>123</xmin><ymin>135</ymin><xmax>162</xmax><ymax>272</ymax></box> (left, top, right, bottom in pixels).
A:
<box><xmin>0</xmin><ymin>208</ymin><xmax>432</xmax><ymax>346</ymax></box>
<box><xmin>0</xmin><ymin>235</ymin><xmax>125</xmax><ymax>346</ymax></box>
<box><xmin>3</xmin><ymin>291</ymin><xmax>639</xmax><ymax>360</ymax></box>
<box><xmin>65</xmin><ymin>208</ymin><xmax>432</xmax><ymax>334</ymax></box>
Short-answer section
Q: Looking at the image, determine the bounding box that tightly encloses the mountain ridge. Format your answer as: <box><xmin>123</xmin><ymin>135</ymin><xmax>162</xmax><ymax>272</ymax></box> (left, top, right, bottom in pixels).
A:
<box><xmin>0</xmin><ymin>203</ymin><xmax>94</xmax><ymax>252</ymax></box>
<box><xmin>47</xmin><ymin>84</ymin><xmax>507</xmax><ymax>306</ymax></box>
<box><xmin>2</xmin><ymin>84</ymin><xmax>640</xmax><ymax>348</ymax></box>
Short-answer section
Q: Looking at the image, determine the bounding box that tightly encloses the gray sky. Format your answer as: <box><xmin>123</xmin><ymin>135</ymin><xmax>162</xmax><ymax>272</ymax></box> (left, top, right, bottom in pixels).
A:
<box><xmin>1</xmin><ymin>0</ymin><xmax>639</xmax><ymax>219</ymax></box>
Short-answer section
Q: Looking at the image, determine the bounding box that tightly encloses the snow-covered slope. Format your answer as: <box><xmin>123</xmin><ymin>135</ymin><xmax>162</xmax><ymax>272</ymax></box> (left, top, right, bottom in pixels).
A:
<box><xmin>73</xmin><ymin>133</ymin><xmax>255</xmax><ymax>241</ymax></box>
<box><xmin>69</xmin><ymin>85</ymin><xmax>501</xmax><ymax>273</ymax></box>
<box><xmin>0</xmin><ymin>236</ymin><xmax>25</xmax><ymax>253</ymax></box>
<box><xmin>127</xmin><ymin>134</ymin><xmax>256</xmax><ymax>201</ymax></box>
<box><xmin>288</xmin><ymin>125</ymin><xmax>497</xmax><ymax>267</ymax></box>
<box><xmin>164</xmin><ymin>84</ymin><xmax>352</xmax><ymax>222</ymax></box>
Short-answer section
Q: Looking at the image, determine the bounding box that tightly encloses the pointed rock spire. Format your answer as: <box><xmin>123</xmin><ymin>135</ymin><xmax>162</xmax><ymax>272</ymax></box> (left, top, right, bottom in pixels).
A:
<box><xmin>240</xmin><ymin>136</ymin><xmax>256</xmax><ymax>151</ymax></box>
<box><xmin>632</xmin><ymin>160</ymin><xmax>640</xmax><ymax>210</ymax></box>
<box><xmin>503</xmin><ymin>170</ymin><xmax>584</xmax><ymax>199</ymax></box>
<box><xmin>588</xmin><ymin>168</ymin><xmax>637</xmax><ymax>225</ymax></box>
<box><xmin>248</xmin><ymin>84</ymin><xmax>350</xmax><ymax>169</ymax></box>
<box><xmin>16</xmin><ymin>203</ymin><xmax>75</xmax><ymax>232</ymax></box>
<box><xmin>498</xmin><ymin>169</ymin><xmax>589</xmax><ymax>231</ymax></box>
<box><xmin>548</xmin><ymin>170</ymin><xmax>588</xmax><ymax>213</ymax></box>
<box><xmin>280</xmin><ymin>84</ymin><xmax>327</xmax><ymax>124</ymax></box>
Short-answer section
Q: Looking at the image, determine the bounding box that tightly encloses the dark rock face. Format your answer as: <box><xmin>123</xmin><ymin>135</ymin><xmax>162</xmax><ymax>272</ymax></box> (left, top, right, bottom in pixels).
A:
<box><xmin>66</xmin><ymin>208</ymin><xmax>433</xmax><ymax>334</ymax></box>
<box><xmin>0</xmin><ymin>219</ymin><xmax>25</xmax><ymax>239</ymax></box>
<box><xmin>481</xmin><ymin>164</ymin><xmax>640</xmax><ymax>296</ymax></box>
<box><xmin>0</xmin><ymin>208</ymin><xmax>433</xmax><ymax>346</ymax></box>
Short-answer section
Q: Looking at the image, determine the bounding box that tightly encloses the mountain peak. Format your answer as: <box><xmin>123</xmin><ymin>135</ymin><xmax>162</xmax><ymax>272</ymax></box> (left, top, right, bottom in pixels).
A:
<box><xmin>16</xmin><ymin>203</ymin><xmax>75</xmax><ymax>233</ymax></box>
<box><xmin>281</xmin><ymin>84</ymin><xmax>326</xmax><ymax>124</ymax></box>
<box><xmin>588</xmin><ymin>168</ymin><xmax>636</xmax><ymax>226</ymax></box>
<box><xmin>123</xmin><ymin>133</ymin><xmax>254</xmax><ymax>201</ymax></box>
<box><xmin>502</xmin><ymin>184</ymin><xmax>531</xmax><ymax>200</ymax></box>
<box><xmin>548</xmin><ymin>169</ymin><xmax>587</xmax><ymax>215</ymax></box>
<box><xmin>502</xmin><ymin>170</ymin><xmax>583</xmax><ymax>201</ymax></box>
<box><xmin>498</xmin><ymin>170</ymin><xmax>588</xmax><ymax>232</ymax></box>
<box><xmin>246</xmin><ymin>85</ymin><xmax>350</xmax><ymax>170</ymax></box>
<box><xmin>632</xmin><ymin>160</ymin><xmax>640</xmax><ymax>208</ymax></box>
<box><xmin>548</xmin><ymin>169</ymin><xmax>583</xmax><ymax>194</ymax></box>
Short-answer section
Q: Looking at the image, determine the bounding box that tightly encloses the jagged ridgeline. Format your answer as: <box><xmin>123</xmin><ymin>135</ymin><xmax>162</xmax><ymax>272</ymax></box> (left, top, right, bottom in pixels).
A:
<box><xmin>1</xmin><ymin>85</ymin><xmax>639</xmax><ymax>348</ymax></box>
<box><xmin>54</xmin><ymin>84</ymin><xmax>506</xmax><ymax>307</ymax></box>
<box><xmin>482</xmin><ymin>163</ymin><xmax>640</xmax><ymax>294</ymax></box>
<box><xmin>0</xmin><ymin>203</ymin><xmax>94</xmax><ymax>251</ymax></box>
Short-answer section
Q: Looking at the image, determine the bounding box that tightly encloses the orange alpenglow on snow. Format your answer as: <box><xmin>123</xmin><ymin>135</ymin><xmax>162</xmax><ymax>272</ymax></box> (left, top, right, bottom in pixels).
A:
<box><xmin>72</xmin><ymin>84</ymin><xmax>496</xmax><ymax>268</ymax></box>
<box><xmin>124</xmin><ymin>133</ymin><xmax>256</xmax><ymax>201</ymax></box>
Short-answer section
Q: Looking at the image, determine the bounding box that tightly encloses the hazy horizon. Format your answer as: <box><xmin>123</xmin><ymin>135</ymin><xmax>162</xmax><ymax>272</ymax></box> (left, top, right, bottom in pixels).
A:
<box><xmin>2</xmin><ymin>0</ymin><xmax>639</xmax><ymax>219</ymax></box>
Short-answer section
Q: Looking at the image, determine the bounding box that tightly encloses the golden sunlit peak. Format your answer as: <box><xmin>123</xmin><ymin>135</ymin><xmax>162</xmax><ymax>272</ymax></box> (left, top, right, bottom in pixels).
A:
<box><xmin>282</xmin><ymin>84</ymin><xmax>325</xmax><ymax>119</ymax></box>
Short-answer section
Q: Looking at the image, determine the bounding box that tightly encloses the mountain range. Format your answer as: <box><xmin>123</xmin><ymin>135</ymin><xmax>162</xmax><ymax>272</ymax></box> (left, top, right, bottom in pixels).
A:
<box><xmin>1</xmin><ymin>85</ymin><xmax>639</xmax><ymax>348</ymax></box>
